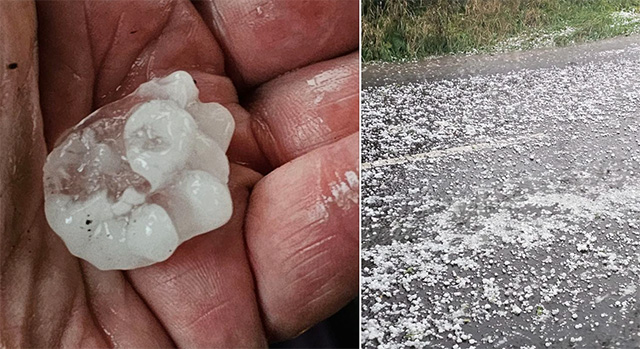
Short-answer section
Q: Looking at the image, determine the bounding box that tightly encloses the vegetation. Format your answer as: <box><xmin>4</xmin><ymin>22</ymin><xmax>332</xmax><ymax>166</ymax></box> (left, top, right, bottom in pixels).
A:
<box><xmin>362</xmin><ymin>0</ymin><xmax>640</xmax><ymax>61</ymax></box>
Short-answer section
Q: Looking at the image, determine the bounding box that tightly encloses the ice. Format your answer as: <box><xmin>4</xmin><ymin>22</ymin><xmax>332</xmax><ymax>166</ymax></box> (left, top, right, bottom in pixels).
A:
<box><xmin>43</xmin><ymin>71</ymin><xmax>235</xmax><ymax>270</ymax></box>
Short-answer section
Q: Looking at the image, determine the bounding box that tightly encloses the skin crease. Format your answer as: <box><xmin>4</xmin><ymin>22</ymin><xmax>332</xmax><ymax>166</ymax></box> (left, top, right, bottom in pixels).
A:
<box><xmin>248</xmin><ymin>52</ymin><xmax>359</xmax><ymax>167</ymax></box>
<box><xmin>193</xmin><ymin>0</ymin><xmax>359</xmax><ymax>89</ymax></box>
<box><xmin>1</xmin><ymin>0</ymin><xmax>358</xmax><ymax>347</ymax></box>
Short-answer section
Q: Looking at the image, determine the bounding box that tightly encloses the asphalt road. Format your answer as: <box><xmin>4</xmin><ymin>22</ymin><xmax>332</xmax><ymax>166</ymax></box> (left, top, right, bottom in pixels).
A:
<box><xmin>361</xmin><ymin>36</ymin><xmax>640</xmax><ymax>348</ymax></box>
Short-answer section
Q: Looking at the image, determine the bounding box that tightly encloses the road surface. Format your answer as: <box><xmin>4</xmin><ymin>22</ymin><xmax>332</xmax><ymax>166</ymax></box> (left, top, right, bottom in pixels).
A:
<box><xmin>361</xmin><ymin>36</ymin><xmax>640</xmax><ymax>348</ymax></box>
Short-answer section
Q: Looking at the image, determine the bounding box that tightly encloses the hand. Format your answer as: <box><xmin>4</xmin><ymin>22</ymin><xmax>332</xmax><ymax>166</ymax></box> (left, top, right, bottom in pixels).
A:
<box><xmin>0</xmin><ymin>0</ymin><xmax>358</xmax><ymax>347</ymax></box>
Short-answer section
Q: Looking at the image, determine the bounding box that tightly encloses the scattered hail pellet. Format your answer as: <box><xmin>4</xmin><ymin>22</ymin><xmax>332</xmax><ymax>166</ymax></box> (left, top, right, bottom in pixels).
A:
<box><xmin>361</xmin><ymin>38</ymin><xmax>640</xmax><ymax>348</ymax></box>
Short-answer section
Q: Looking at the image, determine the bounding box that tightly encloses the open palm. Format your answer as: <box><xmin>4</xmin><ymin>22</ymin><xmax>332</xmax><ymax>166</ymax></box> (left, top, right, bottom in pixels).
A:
<box><xmin>1</xmin><ymin>0</ymin><xmax>358</xmax><ymax>346</ymax></box>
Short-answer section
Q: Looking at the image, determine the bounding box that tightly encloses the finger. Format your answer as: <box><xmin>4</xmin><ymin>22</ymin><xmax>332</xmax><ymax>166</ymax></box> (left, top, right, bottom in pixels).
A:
<box><xmin>37</xmin><ymin>0</ymin><xmax>225</xmax><ymax>146</ymax></box>
<box><xmin>245</xmin><ymin>133</ymin><xmax>359</xmax><ymax>341</ymax></box>
<box><xmin>0</xmin><ymin>3</ymin><xmax>57</xmax><ymax>344</ymax></box>
<box><xmin>127</xmin><ymin>165</ymin><xmax>268</xmax><ymax>347</ymax></box>
<box><xmin>189</xmin><ymin>73</ymin><xmax>271</xmax><ymax>172</ymax></box>
<box><xmin>194</xmin><ymin>0</ymin><xmax>359</xmax><ymax>88</ymax></box>
<box><xmin>0</xmin><ymin>3</ymin><xmax>108</xmax><ymax>346</ymax></box>
<box><xmin>248</xmin><ymin>52</ymin><xmax>359</xmax><ymax>167</ymax></box>
<box><xmin>0</xmin><ymin>0</ymin><xmax>44</xmax><ymax>251</ymax></box>
<box><xmin>79</xmin><ymin>265</ymin><xmax>175</xmax><ymax>347</ymax></box>
<box><xmin>36</xmin><ymin>0</ymin><xmax>94</xmax><ymax>148</ymax></box>
<box><xmin>37</xmin><ymin>0</ymin><xmax>271</xmax><ymax>171</ymax></box>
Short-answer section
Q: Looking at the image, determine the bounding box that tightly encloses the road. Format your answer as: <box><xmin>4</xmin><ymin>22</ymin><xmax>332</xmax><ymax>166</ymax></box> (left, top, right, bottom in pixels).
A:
<box><xmin>361</xmin><ymin>36</ymin><xmax>640</xmax><ymax>348</ymax></box>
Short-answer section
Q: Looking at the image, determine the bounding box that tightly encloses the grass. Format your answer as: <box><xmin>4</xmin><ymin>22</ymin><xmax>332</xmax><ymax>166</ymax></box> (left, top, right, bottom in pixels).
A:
<box><xmin>363</xmin><ymin>0</ymin><xmax>640</xmax><ymax>62</ymax></box>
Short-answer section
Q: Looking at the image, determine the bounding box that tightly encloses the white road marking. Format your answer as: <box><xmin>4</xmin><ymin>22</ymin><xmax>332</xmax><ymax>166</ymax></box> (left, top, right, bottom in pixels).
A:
<box><xmin>361</xmin><ymin>133</ymin><xmax>547</xmax><ymax>169</ymax></box>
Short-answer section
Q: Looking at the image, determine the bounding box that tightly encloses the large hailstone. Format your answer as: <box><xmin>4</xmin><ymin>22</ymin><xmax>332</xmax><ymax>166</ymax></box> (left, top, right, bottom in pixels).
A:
<box><xmin>43</xmin><ymin>71</ymin><xmax>235</xmax><ymax>270</ymax></box>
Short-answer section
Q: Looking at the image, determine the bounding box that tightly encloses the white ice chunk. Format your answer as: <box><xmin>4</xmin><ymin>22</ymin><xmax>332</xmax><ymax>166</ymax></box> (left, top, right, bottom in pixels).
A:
<box><xmin>45</xmin><ymin>190</ymin><xmax>114</xmax><ymax>246</ymax></box>
<box><xmin>187</xmin><ymin>102</ymin><xmax>235</xmax><ymax>151</ymax></box>
<box><xmin>111</xmin><ymin>187</ymin><xmax>146</xmax><ymax>216</ymax></box>
<box><xmin>187</xmin><ymin>133</ymin><xmax>229</xmax><ymax>183</ymax></box>
<box><xmin>43</xmin><ymin>71</ymin><xmax>235</xmax><ymax>270</ymax></box>
<box><xmin>135</xmin><ymin>70</ymin><xmax>199</xmax><ymax>108</ymax></box>
<box><xmin>157</xmin><ymin>170</ymin><xmax>233</xmax><ymax>240</ymax></box>
<box><xmin>126</xmin><ymin>204</ymin><xmax>179</xmax><ymax>262</ymax></box>
<box><xmin>125</xmin><ymin>100</ymin><xmax>196</xmax><ymax>190</ymax></box>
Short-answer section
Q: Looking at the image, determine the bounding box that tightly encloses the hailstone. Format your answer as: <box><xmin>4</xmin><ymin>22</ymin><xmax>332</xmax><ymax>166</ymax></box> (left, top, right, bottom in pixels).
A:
<box><xmin>43</xmin><ymin>71</ymin><xmax>235</xmax><ymax>270</ymax></box>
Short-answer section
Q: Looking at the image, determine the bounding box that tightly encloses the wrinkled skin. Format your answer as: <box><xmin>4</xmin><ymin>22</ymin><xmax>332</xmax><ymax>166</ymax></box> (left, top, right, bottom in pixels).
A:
<box><xmin>0</xmin><ymin>1</ymin><xmax>358</xmax><ymax>347</ymax></box>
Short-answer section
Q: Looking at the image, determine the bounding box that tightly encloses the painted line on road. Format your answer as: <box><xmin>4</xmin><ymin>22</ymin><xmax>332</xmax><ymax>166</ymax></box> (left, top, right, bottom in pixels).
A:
<box><xmin>362</xmin><ymin>133</ymin><xmax>547</xmax><ymax>170</ymax></box>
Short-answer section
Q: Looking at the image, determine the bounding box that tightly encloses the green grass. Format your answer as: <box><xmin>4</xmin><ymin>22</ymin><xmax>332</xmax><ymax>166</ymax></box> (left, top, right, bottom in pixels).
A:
<box><xmin>363</xmin><ymin>0</ymin><xmax>640</xmax><ymax>62</ymax></box>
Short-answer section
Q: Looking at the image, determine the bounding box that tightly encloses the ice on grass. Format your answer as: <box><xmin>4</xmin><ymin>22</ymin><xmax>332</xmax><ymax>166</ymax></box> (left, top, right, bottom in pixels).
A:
<box><xmin>43</xmin><ymin>71</ymin><xmax>235</xmax><ymax>270</ymax></box>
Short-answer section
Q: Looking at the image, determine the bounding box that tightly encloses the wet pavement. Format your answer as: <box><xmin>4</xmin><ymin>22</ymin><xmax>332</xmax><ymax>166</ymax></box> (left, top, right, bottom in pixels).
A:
<box><xmin>361</xmin><ymin>36</ymin><xmax>640</xmax><ymax>348</ymax></box>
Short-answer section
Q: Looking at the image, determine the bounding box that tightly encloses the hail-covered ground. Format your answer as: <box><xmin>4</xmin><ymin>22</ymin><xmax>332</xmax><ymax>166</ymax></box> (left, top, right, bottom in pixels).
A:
<box><xmin>361</xmin><ymin>36</ymin><xmax>640</xmax><ymax>348</ymax></box>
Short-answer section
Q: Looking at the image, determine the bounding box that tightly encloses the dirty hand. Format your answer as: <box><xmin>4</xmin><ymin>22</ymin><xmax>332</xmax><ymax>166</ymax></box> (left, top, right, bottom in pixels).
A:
<box><xmin>0</xmin><ymin>0</ymin><xmax>358</xmax><ymax>346</ymax></box>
